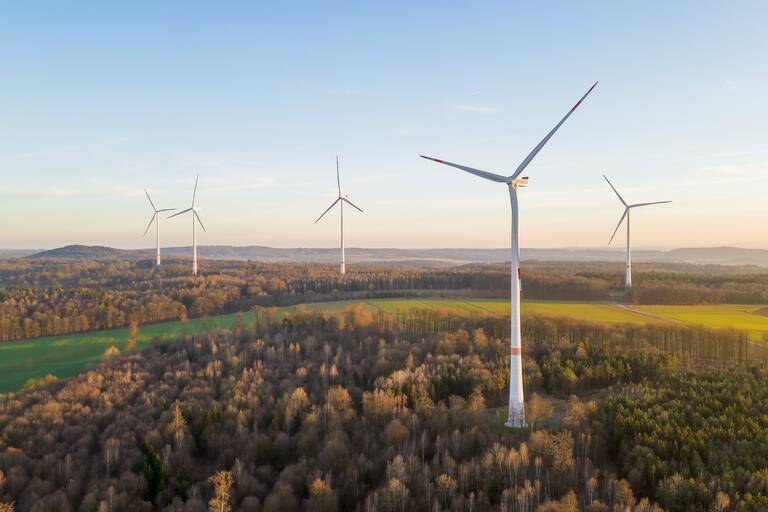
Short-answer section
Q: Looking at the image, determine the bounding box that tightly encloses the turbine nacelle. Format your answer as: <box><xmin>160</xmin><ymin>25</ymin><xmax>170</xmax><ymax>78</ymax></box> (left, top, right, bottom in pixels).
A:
<box><xmin>603</xmin><ymin>174</ymin><xmax>671</xmax><ymax>246</ymax></box>
<box><xmin>168</xmin><ymin>175</ymin><xmax>206</xmax><ymax>231</ymax></box>
<box><xmin>142</xmin><ymin>189</ymin><xmax>175</xmax><ymax>237</ymax></box>
<box><xmin>420</xmin><ymin>81</ymin><xmax>597</xmax><ymax>192</ymax></box>
<box><xmin>166</xmin><ymin>174</ymin><xmax>205</xmax><ymax>275</ymax></box>
<box><xmin>143</xmin><ymin>188</ymin><xmax>175</xmax><ymax>266</ymax></box>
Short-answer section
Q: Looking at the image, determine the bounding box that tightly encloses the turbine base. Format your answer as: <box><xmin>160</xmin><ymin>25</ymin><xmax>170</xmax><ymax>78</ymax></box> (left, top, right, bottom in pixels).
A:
<box><xmin>504</xmin><ymin>419</ymin><xmax>528</xmax><ymax>429</ymax></box>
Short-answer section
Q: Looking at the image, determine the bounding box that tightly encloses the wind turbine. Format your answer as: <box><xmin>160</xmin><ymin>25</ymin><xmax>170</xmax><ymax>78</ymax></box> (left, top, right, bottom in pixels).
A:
<box><xmin>314</xmin><ymin>156</ymin><xmax>364</xmax><ymax>275</ymax></box>
<box><xmin>143</xmin><ymin>189</ymin><xmax>175</xmax><ymax>266</ymax></box>
<box><xmin>169</xmin><ymin>174</ymin><xmax>206</xmax><ymax>275</ymax></box>
<box><xmin>420</xmin><ymin>82</ymin><xmax>597</xmax><ymax>428</ymax></box>
<box><xmin>603</xmin><ymin>175</ymin><xmax>671</xmax><ymax>290</ymax></box>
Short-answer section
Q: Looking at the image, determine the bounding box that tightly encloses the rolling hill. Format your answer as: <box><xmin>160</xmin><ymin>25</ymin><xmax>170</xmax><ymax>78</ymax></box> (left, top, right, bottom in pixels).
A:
<box><xmin>19</xmin><ymin>244</ymin><xmax>768</xmax><ymax>267</ymax></box>
<box><xmin>28</xmin><ymin>245</ymin><xmax>149</xmax><ymax>260</ymax></box>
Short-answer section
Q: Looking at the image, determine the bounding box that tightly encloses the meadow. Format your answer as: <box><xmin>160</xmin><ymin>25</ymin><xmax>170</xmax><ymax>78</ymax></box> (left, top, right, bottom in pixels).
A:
<box><xmin>2</xmin><ymin>298</ymin><xmax>767</xmax><ymax>393</ymax></box>
<box><xmin>635</xmin><ymin>304</ymin><xmax>768</xmax><ymax>335</ymax></box>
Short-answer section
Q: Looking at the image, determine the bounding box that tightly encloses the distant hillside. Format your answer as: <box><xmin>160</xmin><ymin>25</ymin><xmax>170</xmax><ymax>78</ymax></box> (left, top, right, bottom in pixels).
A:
<box><xmin>19</xmin><ymin>244</ymin><xmax>768</xmax><ymax>268</ymax></box>
<box><xmin>667</xmin><ymin>247</ymin><xmax>768</xmax><ymax>266</ymax></box>
<box><xmin>28</xmin><ymin>245</ymin><xmax>149</xmax><ymax>260</ymax></box>
<box><xmin>525</xmin><ymin>247</ymin><xmax>768</xmax><ymax>268</ymax></box>
<box><xmin>0</xmin><ymin>249</ymin><xmax>40</xmax><ymax>259</ymax></box>
<box><xmin>160</xmin><ymin>246</ymin><xmax>510</xmax><ymax>265</ymax></box>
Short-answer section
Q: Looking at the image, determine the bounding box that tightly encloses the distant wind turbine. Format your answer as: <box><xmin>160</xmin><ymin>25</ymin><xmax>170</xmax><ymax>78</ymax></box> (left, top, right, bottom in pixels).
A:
<box><xmin>421</xmin><ymin>82</ymin><xmax>598</xmax><ymax>428</ymax></box>
<box><xmin>603</xmin><ymin>175</ymin><xmax>671</xmax><ymax>290</ymax></box>
<box><xmin>143</xmin><ymin>189</ymin><xmax>175</xmax><ymax>266</ymax></box>
<box><xmin>314</xmin><ymin>156</ymin><xmax>364</xmax><ymax>275</ymax></box>
<box><xmin>169</xmin><ymin>175</ymin><xmax>206</xmax><ymax>275</ymax></box>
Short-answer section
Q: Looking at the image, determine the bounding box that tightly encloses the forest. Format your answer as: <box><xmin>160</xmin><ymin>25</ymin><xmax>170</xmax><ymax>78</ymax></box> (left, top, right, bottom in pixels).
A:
<box><xmin>0</xmin><ymin>258</ymin><xmax>505</xmax><ymax>342</ymax></box>
<box><xmin>0</xmin><ymin>305</ymin><xmax>766</xmax><ymax>511</ymax></box>
<box><xmin>3</xmin><ymin>257</ymin><xmax>768</xmax><ymax>342</ymax></box>
<box><xmin>598</xmin><ymin>370</ymin><xmax>768</xmax><ymax>511</ymax></box>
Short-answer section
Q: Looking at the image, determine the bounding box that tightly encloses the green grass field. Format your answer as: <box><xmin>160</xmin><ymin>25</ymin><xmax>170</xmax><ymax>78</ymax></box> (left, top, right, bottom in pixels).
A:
<box><xmin>524</xmin><ymin>302</ymin><xmax>652</xmax><ymax>324</ymax></box>
<box><xmin>0</xmin><ymin>312</ymin><xmax>247</xmax><ymax>394</ymax></box>
<box><xmin>2</xmin><ymin>298</ymin><xmax>766</xmax><ymax>394</ymax></box>
<box><xmin>635</xmin><ymin>304</ymin><xmax>768</xmax><ymax>337</ymax></box>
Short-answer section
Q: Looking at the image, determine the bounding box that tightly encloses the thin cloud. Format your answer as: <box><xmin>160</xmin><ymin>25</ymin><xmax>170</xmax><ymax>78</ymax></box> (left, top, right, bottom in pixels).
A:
<box><xmin>700</xmin><ymin>162</ymin><xmax>768</xmax><ymax>179</ymax></box>
<box><xmin>4</xmin><ymin>186</ymin><xmax>143</xmax><ymax>198</ymax></box>
<box><xmin>164</xmin><ymin>156</ymin><xmax>302</xmax><ymax>192</ymax></box>
<box><xmin>446</xmin><ymin>102</ymin><xmax>499</xmax><ymax>114</ymax></box>
<box><xmin>722</xmin><ymin>80</ymin><xmax>738</xmax><ymax>92</ymax></box>
<box><xmin>1</xmin><ymin>136</ymin><xmax>141</xmax><ymax>162</ymax></box>
<box><xmin>207</xmin><ymin>177</ymin><xmax>279</xmax><ymax>193</ymax></box>
<box><xmin>661</xmin><ymin>163</ymin><xmax>768</xmax><ymax>191</ymax></box>
<box><xmin>711</xmin><ymin>148</ymin><xmax>768</xmax><ymax>158</ymax></box>
<box><xmin>329</xmin><ymin>86</ymin><xmax>363</xmax><ymax>96</ymax></box>
<box><xmin>171</xmin><ymin>173</ymin><xmax>320</xmax><ymax>195</ymax></box>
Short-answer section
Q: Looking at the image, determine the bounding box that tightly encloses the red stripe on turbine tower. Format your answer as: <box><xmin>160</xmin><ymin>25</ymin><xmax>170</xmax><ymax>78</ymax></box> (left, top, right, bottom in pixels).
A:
<box><xmin>511</xmin><ymin>348</ymin><xmax>522</xmax><ymax>356</ymax></box>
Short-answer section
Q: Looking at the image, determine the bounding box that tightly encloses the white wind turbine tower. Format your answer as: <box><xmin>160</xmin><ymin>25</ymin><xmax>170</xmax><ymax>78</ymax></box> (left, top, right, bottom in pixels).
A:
<box><xmin>169</xmin><ymin>174</ymin><xmax>206</xmax><ymax>275</ymax></box>
<box><xmin>143</xmin><ymin>189</ymin><xmax>175</xmax><ymax>266</ymax></box>
<box><xmin>421</xmin><ymin>82</ymin><xmax>597</xmax><ymax>428</ymax></box>
<box><xmin>603</xmin><ymin>175</ymin><xmax>671</xmax><ymax>290</ymax></box>
<box><xmin>314</xmin><ymin>156</ymin><xmax>364</xmax><ymax>275</ymax></box>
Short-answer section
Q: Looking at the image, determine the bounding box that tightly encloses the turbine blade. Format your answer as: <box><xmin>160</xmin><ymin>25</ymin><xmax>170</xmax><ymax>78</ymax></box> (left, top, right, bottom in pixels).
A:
<box><xmin>608</xmin><ymin>208</ymin><xmax>628</xmax><ymax>245</ymax></box>
<box><xmin>336</xmin><ymin>155</ymin><xmax>342</xmax><ymax>197</ymax></box>
<box><xmin>603</xmin><ymin>175</ymin><xmax>628</xmax><ymax>206</ymax></box>
<box><xmin>342</xmin><ymin>197</ymin><xmax>364</xmax><ymax>213</ymax></box>
<box><xmin>168</xmin><ymin>207</ymin><xmax>192</xmax><ymax>219</ymax></box>
<box><xmin>194</xmin><ymin>211</ymin><xmax>206</xmax><ymax>232</ymax></box>
<box><xmin>157</xmin><ymin>208</ymin><xmax>176</xmax><ymax>212</ymax></box>
<box><xmin>420</xmin><ymin>155</ymin><xmax>508</xmax><ymax>183</ymax></box>
<box><xmin>144</xmin><ymin>189</ymin><xmax>157</xmax><ymax>210</ymax></box>
<box><xmin>630</xmin><ymin>201</ymin><xmax>672</xmax><ymax>208</ymax></box>
<box><xmin>314</xmin><ymin>198</ymin><xmax>341</xmax><ymax>224</ymax></box>
<box><xmin>192</xmin><ymin>174</ymin><xmax>199</xmax><ymax>205</ymax></box>
<box><xmin>511</xmin><ymin>81</ymin><xmax>598</xmax><ymax>179</ymax></box>
<box><xmin>143</xmin><ymin>213</ymin><xmax>157</xmax><ymax>237</ymax></box>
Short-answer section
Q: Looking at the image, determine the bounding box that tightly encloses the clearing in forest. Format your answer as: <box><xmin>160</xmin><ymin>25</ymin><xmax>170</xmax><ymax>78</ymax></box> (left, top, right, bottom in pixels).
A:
<box><xmin>0</xmin><ymin>298</ymin><xmax>758</xmax><ymax>394</ymax></box>
<box><xmin>635</xmin><ymin>304</ymin><xmax>768</xmax><ymax>339</ymax></box>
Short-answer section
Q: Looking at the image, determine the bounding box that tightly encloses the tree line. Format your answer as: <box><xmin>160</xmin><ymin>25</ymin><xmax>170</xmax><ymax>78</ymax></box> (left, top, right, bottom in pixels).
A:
<box><xmin>0</xmin><ymin>259</ymin><xmax>615</xmax><ymax>342</ymax></box>
<box><xmin>4</xmin><ymin>257</ymin><xmax>768</xmax><ymax>343</ymax></box>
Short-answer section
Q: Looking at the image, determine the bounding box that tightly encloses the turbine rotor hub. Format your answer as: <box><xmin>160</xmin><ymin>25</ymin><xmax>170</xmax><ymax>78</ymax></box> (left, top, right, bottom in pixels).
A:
<box><xmin>512</xmin><ymin>176</ymin><xmax>529</xmax><ymax>188</ymax></box>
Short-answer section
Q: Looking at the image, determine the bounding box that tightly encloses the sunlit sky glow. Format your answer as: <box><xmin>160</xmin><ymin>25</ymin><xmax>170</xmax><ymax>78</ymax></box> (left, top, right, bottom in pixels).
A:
<box><xmin>1</xmin><ymin>1</ymin><xmax>767</xmax><ymax>250</ymax></box>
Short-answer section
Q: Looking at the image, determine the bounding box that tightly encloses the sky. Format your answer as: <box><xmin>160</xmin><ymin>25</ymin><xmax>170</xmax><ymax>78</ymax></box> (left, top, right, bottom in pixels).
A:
<box><xmin>1</xmin><ymin>1</ymin><xmax>767</xmax><ymax>250</ymax></box>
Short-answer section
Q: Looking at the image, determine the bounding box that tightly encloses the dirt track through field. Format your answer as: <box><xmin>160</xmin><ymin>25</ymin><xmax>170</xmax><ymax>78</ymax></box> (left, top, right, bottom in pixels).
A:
<box><xmin>615</xmin><ymin>304</ymin><xmax>685</xmax><ymax>326</ymax></box>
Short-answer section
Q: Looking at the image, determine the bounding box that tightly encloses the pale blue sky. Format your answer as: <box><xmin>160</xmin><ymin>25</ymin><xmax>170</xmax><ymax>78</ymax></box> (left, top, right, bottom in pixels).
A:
<box><xmin>1</xmin><ymin>1</ymin><xmax>766</xmax><ymax>249</ymax></box>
